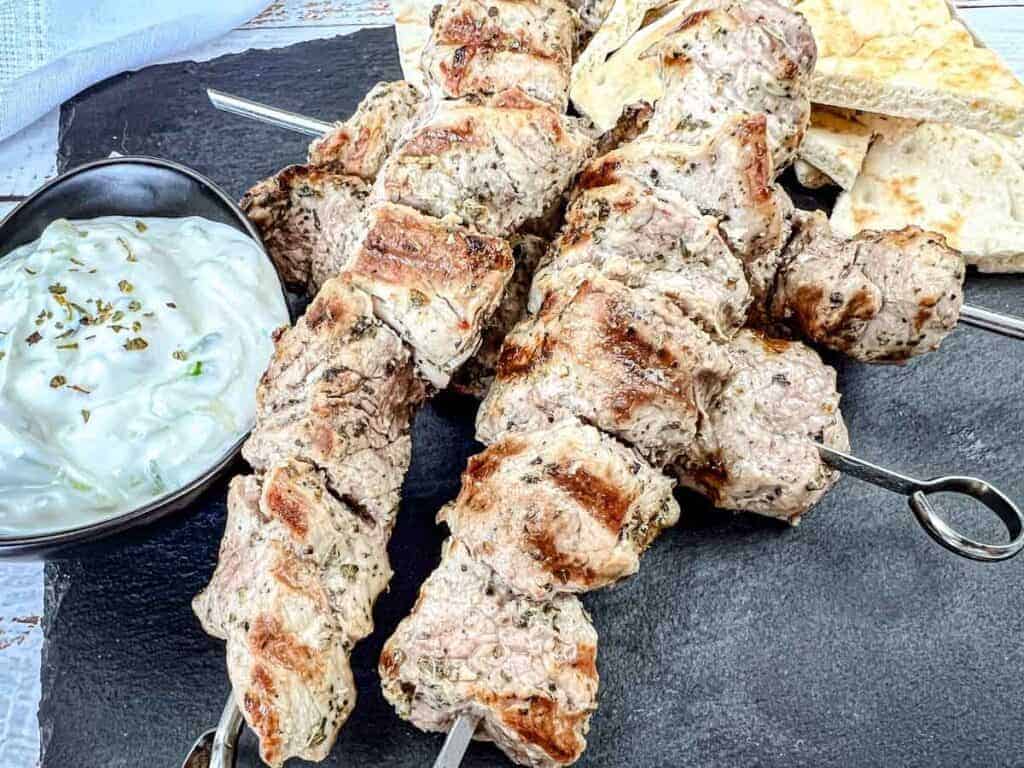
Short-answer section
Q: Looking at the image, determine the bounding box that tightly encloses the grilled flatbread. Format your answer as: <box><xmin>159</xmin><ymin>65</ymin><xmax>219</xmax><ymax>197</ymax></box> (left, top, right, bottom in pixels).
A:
<box><xmin>796</xmin><ymin>107</ymin><xmax>872</xmax><ymax>190</ymax></box>
<box><xmin>393</xmin><ymin>0</ymin><xmax>434</xmax><ymax>92</ymax></box>
<box><xmin>831</xmin><ymin>122</ymin><xmax>1024</xmax><ymax>273</ymax></box>
<box><xmin>792</xmin><ymin>0</ymin><xmax>1024</xmax><ymax>135</ymax></box>
<box><xmin>570</xmin><ymin>0</ymin><xmax>696</xmax><ymax>131</ymax></box>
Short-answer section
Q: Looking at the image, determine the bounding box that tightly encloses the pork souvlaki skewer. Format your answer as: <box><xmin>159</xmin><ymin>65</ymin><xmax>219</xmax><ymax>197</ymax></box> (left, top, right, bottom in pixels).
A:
<box><xmin>191</xmin><ymin>0</ymin><xmax>594</xmax><ymax>765</ymax></box>
<box><xmin>381</xmin><ymin>4</ymin><xmax>1024</xmax><ymax>768</ymax></box>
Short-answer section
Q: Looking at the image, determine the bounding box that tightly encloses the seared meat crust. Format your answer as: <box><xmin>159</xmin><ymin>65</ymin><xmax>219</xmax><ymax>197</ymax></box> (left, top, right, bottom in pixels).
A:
<box><xmin>647</xmin><ymin>0</ymin><xmax>816</xmax><ymax>173</ymax></box>
<box><xmin>580</xmin><ymin>115</ymin><xmax>789</xmax><ymax>306</ymax></box>
<box><xmin>477</xmin><ymin>267</ymin><xmax>731</xmax><ymax>467</ymax></box>
<box><xmin>344</xmin><ymin>203</ymin><xmax>514</xmax><ymax>388</ymax></box>
<box><xmin>242</xmin><ymin>279</ymin><xmax>424</xmax><ymax>529</ymax></box>
<box><xmin>193</xmin><ymin>460</ymin><xmax>391</xmax><ymax>766</ymax></box>
<box><xmin>530</xmin><ymin>175</ymin><xmax>750</xmax><ymax>339</ymax></box>
<box><xmin>379</xmin><ymin>538</ymin><xmax>599</xmax><ymax>768</ymax></box>
<box><xmin>379</xmin><ymin>88</ymin><xmax>592</xmax><ymax>237</ymax></box>
<box><xmin>676</xmin><ymin>330</ymin><xmax>849</xmax><ymax>523</ymax></box>
<box><xmin>423</xmin><ymin>0</ymin><xmax>577</xmax><ymax>108</ymax></box>
<box><xmin>308</xmin><ymin>81</ymin><xmax>424</xmax><ymax>180</ymax></box>
<box><xmin>773</xmin><ymin>211</ymin><xmax>965</xmax><ymax>363</ymax></box>
<box><xmin>454</xmin><ymin>233</ymin><xmax>548</xmax><ymax>398</ymax></box>
<box><xmin>240</xmin><ymin>166</ymin><xmax>370</xmax><ymax>293</ymax></box>
<box><xmin>441</xmin><ymin>421</ymin><xmax>679</xmax><ymax>599</ymax></box>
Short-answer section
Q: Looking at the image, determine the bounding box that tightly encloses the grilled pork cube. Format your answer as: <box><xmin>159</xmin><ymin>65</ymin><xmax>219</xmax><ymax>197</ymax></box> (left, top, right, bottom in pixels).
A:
<box><xmin>477</xmin><ymin>267</ymin><xmax>731</xmax><ymax>467</ymax></box>
<box><xmin>579</xmin><ymin>115</ymin><xmax>789</xmax><ymax>306</ymax></box>
<box><xmin>194</xmin><ymin>463</ymin><xmax>391</xmax><ymax>766</ymax></box>
<box><xmin>308</xmin><ymin>81</ymin><xmax>424</xmax><ymax>180</ymax></box>
<box><xmin>344</xmin><ymin>203</ymin><xmax>514</xmax><ymax>388</ymax></box>
<box><xmin>454</xmin><ymin>233</ymin><xmax>547</xmax><ymax>398</ymax></box>
<box><xmin>243</xmin><ymin>279</ymin><xmax>423</xmax><ymax>529</ymax></box>
<box><xmin>530</xmin><ymin>176</ymin><xmax>750</xmax><ymax>339</ymax></box>
<box><xmin>647</xmin><ymin>0</ymin><xmax>816</xmax><ymax>173</ymax></box>
<box><xmin>441</xmin><ymin>422</ymin><xmax>679</xmax><ymax>600</ymax></box>
<box><xmin>379</xmin><ymin>88</ymin><xmax>592</xmax><ymax>237</ymax></box>
<box><xmin>241</xmin><ymin>165</ymin><xmax>370</xmax><ymax>293</ymax></box>
<box><xmin>380</xmin><ymin>538</ymin><xmax>599</xmax><ymax>768</ymax></box>
<box><xmin>676</xmin><ymin>330</ymin><xmax>849</xmax><ymax>524</ymax></box>
<box><xmin>423</xmin><ymin>0</ymin><xmax>577</xmax><ymax>108</ymax></box>
<box><xmin>773</xmin><ymin>211</ymin><xmax>966</xmax><ymax>363</ymax></box>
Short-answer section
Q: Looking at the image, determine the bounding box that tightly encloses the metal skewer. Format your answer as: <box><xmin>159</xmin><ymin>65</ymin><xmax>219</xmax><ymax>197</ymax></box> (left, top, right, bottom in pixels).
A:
<box><xmin>434</xmin><ymin>714</ymin><xmax>482</xmax><ymax>768</ymax></box>
<box><xmin>817</xmin><ymin>444</ymin><xmax>1024</xmax><ymax>562</ymax></box>
<box><xmin>207</xmin><ymin>89</ymin><xmax>333</xmax><ymax>137</ymax></box>
<box><xmin>181</xmin><ymin>694</ymin><xmax>244</xmax><ymax>768</ymax></box>
<box><xmin>958</xmin><ymin>303</ymin><xmax>1024</xmax><ymax>342</ymax></box>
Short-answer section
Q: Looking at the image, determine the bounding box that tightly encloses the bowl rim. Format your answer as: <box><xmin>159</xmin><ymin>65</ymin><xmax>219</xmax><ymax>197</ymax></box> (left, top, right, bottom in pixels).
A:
<box><xmin>0</xmin><ymin>155</ymin><xmax>287</xmax><ymax>556</ymax></box>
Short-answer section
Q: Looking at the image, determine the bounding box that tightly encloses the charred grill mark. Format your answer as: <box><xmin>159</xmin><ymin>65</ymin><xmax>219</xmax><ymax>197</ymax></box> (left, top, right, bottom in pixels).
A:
<box><xmin>578</xmin><ymin>158</ymin><xmax>621</xmax><ymax>190</ymax></box>
<box><xmin>495</xmin><ymin>334</ymin><xmax>555</xmax><ymax>379</ymax></box>
<box><xmin>671</xmin><ymin>8</ymin><xmax>715</xmax><ymax>33</ymax></box>
<box><xmin>245</xmin><ymin>665</ymin><xmax>282</xmax><ymax>763</ymax></box>
<box><xmin>736</xmin><ymin>115</ymin><xmax>773</xmax><ymax>204</ymax></box>
<box><xmin>480</xmin><ymin>693</ymin><xmax>587</xmax><ymax>764</ymax></box>
<box><xmin>263</xmin><ymin>478</ymin><xmax>310</xmax><ymax>538</ymax></box>
<box><xmin>248</xmin><ymin>615</ymin><xmax>322</xmax><ymax>682</ymax></box>
<box><xmin>356</xmin><ymin>207</ymin><xmax>512</xmax><ymax>285</ymax></box>
<box><xmin>914</xmin><ymin>296</ymin><xmax>940</xmax><ymax>332</ymax></box>
<box><xmin>548</xmin><ymin>464</ymin><xmax>631</xmax><ymax>534</ymax></box>
<box><xmin>571</xmin><ymin>643</ymin><xmax>598</xmax><ymax>680</ymax></box>
<box><xmin>687</xmin><ymin>455</ymin><xmax>728</xmax><ymax>505</ymax></box>
<box><xmin>464</xmin><ymin>436</ymin><xmax>529</xmax><ymax>483</ymax></box>
<box><xmin>525</xmin><ymin>525</ymin><xmax>596</xmax><ymax>586</ymax></box>
<box><xmin>402</xmin><ymin>119</ymin><xmax>482</xmax><ymax>157</ymax></box>
<box><xmin>752</xmin><ymin>330</ymin><xmax>791</xmax><ymax>355</ymax></box>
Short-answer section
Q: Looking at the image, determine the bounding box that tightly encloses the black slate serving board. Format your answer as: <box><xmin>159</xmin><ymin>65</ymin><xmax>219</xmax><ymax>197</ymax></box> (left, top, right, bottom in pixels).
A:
<box><xmin>42</xmin><ymin>26</ymin><xmax>1024</xmax><ymax>768</ymax></box>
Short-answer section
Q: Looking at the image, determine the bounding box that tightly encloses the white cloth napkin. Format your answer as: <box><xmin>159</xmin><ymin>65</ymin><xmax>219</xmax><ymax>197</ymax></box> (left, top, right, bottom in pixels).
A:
<box><xmin>0</xmin><ymin>0</ymin><xmax>270</xmax><ymax>142</ymax></box>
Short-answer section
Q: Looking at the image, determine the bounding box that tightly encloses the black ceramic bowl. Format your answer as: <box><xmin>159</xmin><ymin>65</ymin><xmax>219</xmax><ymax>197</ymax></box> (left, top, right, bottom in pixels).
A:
<box><xmin>0</xmin><ymin>156</ymin><xmax>287</xmax><ymax>558</ymax></box>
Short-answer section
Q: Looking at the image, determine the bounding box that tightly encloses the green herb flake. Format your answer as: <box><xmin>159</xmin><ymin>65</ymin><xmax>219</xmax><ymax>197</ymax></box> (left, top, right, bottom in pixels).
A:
<box><xmin>69</xmin><ymin>384</ymin><xmax>92</xmax><ymax>394</ymax></box>
<box><xmin>118</xmin><ymin>280</ymin><xmax>134</xmax><ymax>294</ymax></box>
<box><xmin>165</xmin><ymin>302</ymin><xmax>177</xmax><ymax>309</ymax></box>
<box><xmin>123</xmin><ymin>337</ymin><xmax>148</xmax><ymax>352</ymax></box>
<box><xmin>111</xmin><ymin>310</ymin><xmax>125</xmax><ymax>322</ymax></box>
<box><xmin>24</xmin><ymin>267</ymin><xmax>37</xmax><ymax>275</ymax></box>
<box><xmin>57</xmin><ymin>342</ymin><xmax>79</xmax><ymax>351</ymax></box>
<box><xmin>128</xmin><ymin>300</ymin><xmax>142</xmax><ymax>312</ymax></box>
<box><xmin>50</xmin><ymin>375</ymin><xmax>66</xmax><ymax>389</ymax></box>
<box><xmin>135</xmin><ymin>221</ymin><xmax>148</xmax><ymax>233</ymax></box>
<box><xmin>81</xmin><ymin>409</ymin><xmax>91</xmax><ymax>423</ymax></box>
<box><xmin>188</xmin><ymin>360</ymin><xmax>203</xmax><ymax>377</ymax></box>
<box><xmin>118</xmin><ymin>236</ymin><xmax>137</xmax><ymax>262</ymax></box>
<box><xmin>172</xmin><ymin>349</ymin><xmax>188</xmax><ymax>361</ymax></box>
<box><xmin>69</xmin><ymin>256</ymin><xmax>85</xmax><ymax>266</ymax></box>
<box><xmin>131</xmin><ymin>321</ymin><xmax>142</xmax><ymax>333</ymax></box>
<box><xmin>0</xmin><ymin>352</ymin><xmax>5</xmax><ymax>362</ymax></box>
<box><xmin>48</xmin><ymin>283</ymin><xmax>67</xmax><ymax>296</ymax></box>
<box><xmin>25</xmin><ymin>331</ymin><xmax>42</xmax><ymax>345</ymax></box>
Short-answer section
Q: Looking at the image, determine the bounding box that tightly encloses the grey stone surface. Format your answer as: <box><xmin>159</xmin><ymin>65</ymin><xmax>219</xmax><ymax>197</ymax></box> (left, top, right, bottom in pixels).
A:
<box><xmin>40</xmin><ymin>27</ymin><xmax>1024</xmax><ymax>768</ymax></box>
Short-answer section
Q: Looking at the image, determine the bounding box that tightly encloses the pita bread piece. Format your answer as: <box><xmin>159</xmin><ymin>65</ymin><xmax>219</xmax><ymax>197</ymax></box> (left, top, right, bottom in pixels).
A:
<box><xmin>792</xmin><ymin>0</ymin><xmax>1024</xmax><ymax>135</ymax></box>
<box><xmin>831</xmin><ymin>122</ymin><xmax>1024</xmax><ymax>273</ymax></box>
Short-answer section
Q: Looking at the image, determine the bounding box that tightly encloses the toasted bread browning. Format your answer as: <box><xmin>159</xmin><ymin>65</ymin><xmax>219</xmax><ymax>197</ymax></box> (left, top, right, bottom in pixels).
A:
<box><xmin>380</xmin><ymin>539</ymin><xmax>599</xmax><ymax>768</ymax></box>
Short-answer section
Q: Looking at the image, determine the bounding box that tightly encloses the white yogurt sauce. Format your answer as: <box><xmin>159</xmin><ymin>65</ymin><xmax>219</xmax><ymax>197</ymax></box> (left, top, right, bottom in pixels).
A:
<box><xmin>0</xmin><ymin>216</ymin><xmax>288</xmax><ymax>536</ymax></box>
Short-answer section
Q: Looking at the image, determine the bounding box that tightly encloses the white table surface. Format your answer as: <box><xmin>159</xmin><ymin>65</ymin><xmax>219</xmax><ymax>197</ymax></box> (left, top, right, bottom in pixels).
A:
<box><xmin>0</xmin><ymin>1</ymin><xmax>1022</xmax><ymax>766</ymax></box>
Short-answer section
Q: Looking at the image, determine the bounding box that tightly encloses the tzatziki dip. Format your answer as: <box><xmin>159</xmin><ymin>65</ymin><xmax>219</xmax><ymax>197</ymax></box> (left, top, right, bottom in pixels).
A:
<box><xmin>0</xmin><ymin>216</ymin><xmax>288</xmax><ymax>537</ymax></box>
